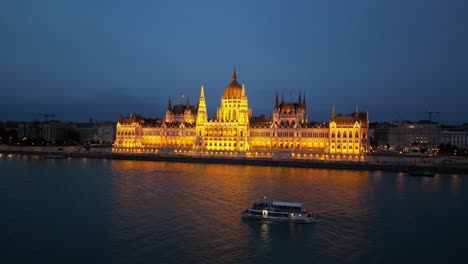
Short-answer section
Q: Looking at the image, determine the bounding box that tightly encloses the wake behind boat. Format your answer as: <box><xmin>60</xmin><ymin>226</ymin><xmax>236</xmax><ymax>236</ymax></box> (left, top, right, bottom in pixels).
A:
<box><xmin>242</xmin><ymin>200</ymin><xmax>317</xmax><ymax>223</ymax></box>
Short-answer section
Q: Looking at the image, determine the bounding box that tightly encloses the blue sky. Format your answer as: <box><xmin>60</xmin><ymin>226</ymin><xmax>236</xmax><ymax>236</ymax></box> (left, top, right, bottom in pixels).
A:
<box><xmin>1</xmin><ymin>0</ymin><xmax>467</xmax><ymax>124</ymax></box>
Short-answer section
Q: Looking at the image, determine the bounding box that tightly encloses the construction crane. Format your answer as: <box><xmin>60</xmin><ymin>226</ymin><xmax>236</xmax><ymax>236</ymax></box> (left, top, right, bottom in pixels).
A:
<box><xmin>423</xmin><ymin>110</ymin><xmax>440</xmax><ymax>122</ymax></box>
<box><xmin>38</xmin><ymin>113</ymin><xmax>56</xmax><ymax>122</ymax></box>
<box><xmin>392</xmin><ymin>112</ymin><xmax>402</xmax><ymax>124</ymax></box>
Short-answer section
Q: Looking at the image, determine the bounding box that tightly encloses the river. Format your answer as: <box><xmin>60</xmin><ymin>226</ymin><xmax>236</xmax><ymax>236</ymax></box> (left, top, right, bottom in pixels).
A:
<box><xmin>1</xmin><ymin>154</ymin><xmax>467</xmax><ymax>263</ymax></box>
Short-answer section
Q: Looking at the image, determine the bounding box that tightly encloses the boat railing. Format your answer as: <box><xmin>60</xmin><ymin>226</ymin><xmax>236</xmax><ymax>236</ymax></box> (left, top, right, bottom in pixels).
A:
<box><xmin>252</xmin><ymin>203</ymin><xmax>306</xmax><ymax>213</ymax></box>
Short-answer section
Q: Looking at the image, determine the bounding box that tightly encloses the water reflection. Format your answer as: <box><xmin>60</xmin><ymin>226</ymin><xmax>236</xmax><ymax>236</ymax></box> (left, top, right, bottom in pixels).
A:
<box><xmin>108</xmin><ymin>160</ymin><xmax>378</xmax><ymax>262</ymax></box>
<box><xmin>450</xmin><ymin>174</ymin><xmax>461</xmax><ymax>197</ymax></box>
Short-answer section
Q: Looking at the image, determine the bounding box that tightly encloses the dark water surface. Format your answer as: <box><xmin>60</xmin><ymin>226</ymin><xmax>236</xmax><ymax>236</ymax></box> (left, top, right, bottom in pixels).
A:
<box><xmin>1</xmin><ymin>154</ymin><xmax>467</xmax><ymax>263</ymax></box>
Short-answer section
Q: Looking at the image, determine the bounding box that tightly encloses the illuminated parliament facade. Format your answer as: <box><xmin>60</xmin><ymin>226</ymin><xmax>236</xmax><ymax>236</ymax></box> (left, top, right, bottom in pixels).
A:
<box><xmin>113</xmin><ymin>68</ymin><xmax>369</xmax><ymax>161</ymax></box>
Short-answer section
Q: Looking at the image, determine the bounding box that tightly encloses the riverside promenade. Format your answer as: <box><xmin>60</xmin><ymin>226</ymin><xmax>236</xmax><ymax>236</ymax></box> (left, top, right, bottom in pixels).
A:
<box><xmin>1</xmin><ymin>146</ymin><xmax>467</xmax><ymax>175</ymax></box>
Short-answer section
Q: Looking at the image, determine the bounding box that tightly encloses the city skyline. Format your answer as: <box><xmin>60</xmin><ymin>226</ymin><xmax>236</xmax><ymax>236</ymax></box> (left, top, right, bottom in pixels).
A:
<box><xmin>2</xmin><ymin>0</ymin><xmax>468</xmax><ymax>124</ymax></box>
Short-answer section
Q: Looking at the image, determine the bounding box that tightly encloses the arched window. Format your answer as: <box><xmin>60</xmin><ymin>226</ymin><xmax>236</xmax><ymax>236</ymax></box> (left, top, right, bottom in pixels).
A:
<box><xmin>349</xmin><ymin>132</ymin><xmax>352</xmax><ymax>138</ymax></box>
<box><xmin>337</xmin><ymin>132</ymin><xmax>341</xmax><ymax>138</ymax></box>
<box><xmin>332</xmin><ymin>132</ymin><xmax>335</xmax><ymax>138</ymax></box>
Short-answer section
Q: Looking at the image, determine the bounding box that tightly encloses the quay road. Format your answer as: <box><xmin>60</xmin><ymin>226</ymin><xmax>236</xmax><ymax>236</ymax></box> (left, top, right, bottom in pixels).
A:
<box><xmin>1</xmin><ymin>146</ymin><xmax>467</xmax><ymax>175</ymax></box>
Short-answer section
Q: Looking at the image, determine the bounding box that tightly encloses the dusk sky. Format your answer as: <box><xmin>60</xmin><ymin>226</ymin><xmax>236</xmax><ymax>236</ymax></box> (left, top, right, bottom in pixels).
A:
<box><xmin>1</xmin><ymin>0</ymin><xmax>467</xmax><ymax>124</ymax></box>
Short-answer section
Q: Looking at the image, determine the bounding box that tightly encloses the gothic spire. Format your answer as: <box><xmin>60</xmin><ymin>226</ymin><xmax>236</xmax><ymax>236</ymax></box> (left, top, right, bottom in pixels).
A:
<box><xmin>186</xmin><ymin>97</ymin><xmax>190</xmax><ymax>110</ymax></box>
<box><xmin>303</xmin><ymin>92</ymin><xmax>306</xmax><ymax>109</ymax></box>
<box><xmin>200</xmin><ymin>84</ymin><xmax>205</xmax><ymax>98</ymax></box>
<box><xmin>167</xmin><ymin>97</ymin><xmax>172</xmax><ymax>111</ymax></box>
<box><xmin>275</xmin><ymin>91</ymin><xmax>279</xmax><ymax>108</ymax></box>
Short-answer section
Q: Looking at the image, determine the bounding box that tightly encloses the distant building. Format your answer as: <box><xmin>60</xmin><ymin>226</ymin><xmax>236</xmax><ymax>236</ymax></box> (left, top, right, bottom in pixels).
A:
<box><xmin>76</xmin><ymin>122</ymin><xmax>98</xmax><ymax>144</ymax></box>
<box><xmin>372</xmin><ymin>121</ymin><xmax>441</xmax><ymax>151</ymax></box>
<box><xmin>97</xmin><ymin>122</ymin><xmax>116</xmax><ymax>144</ymax></box>
<box><xmin>441</xmin><ymin>126</ymin><xmax>468</xmax><ymax>149</ymax></box>
<box><xmin>113</xmin><ymin>67</ymin><xmax>370</xmax><ymax>161</ymax></box>
<box><xmin>41</xmin><ymin>122</ymin><xmax>77</xmax><ymax>143</ymax></box>
<box><xmin>17</xmin><ymin>121</ymin><xmax>77</xmax><ymax>144</ymax></box>
<box><xmin>18</xmin><ymin>122</ymin><xmax>41</xmax><ymax>140</ymax></box>
<box><xmin>1</xmin><ymin>122</ymin><xmax>19</xmax><ymax>144</ymax></box>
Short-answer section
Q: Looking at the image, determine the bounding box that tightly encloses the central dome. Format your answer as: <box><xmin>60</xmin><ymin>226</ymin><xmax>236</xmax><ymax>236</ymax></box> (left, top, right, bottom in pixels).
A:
<box><xmin>223</xmin><ymin>67</ymin><xmax>243</xmax><ymax>99</ymax></box>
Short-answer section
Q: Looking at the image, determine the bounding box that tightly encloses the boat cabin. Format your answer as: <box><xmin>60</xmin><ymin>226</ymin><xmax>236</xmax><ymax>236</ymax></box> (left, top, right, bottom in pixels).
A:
<box><xmin>252</xmin><ymin>201</ymin><xmax>304</xmax><ymax>212</ymax></box>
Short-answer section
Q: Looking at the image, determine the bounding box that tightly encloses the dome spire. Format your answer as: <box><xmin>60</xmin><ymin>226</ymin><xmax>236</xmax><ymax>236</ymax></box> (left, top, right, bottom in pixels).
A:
<box><xmin>232</xmin><ymin>65</ymin><xmax>237</xmax><ymax>81</ymax></box>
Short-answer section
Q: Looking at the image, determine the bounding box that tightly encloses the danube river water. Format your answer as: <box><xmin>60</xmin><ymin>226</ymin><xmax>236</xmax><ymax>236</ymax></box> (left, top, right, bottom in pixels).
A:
<box><xmin>1</xmin><ymin>154</ymin><xmax>467</xmax><ymax>264</ymax></box>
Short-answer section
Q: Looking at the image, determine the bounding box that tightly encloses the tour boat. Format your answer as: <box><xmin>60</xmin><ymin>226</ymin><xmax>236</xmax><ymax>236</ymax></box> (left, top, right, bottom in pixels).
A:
<box><xmin>242</xmin><ymin>201</ymin><xmax>318</xmax><ymax>223</ymax></box>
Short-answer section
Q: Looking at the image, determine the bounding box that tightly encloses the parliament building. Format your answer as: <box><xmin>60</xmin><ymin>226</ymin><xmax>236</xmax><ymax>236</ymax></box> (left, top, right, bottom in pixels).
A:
<box><xmin>113</xmin><ymin>68</ymin><xmax>369</xmax><ymax>161</ymax></box>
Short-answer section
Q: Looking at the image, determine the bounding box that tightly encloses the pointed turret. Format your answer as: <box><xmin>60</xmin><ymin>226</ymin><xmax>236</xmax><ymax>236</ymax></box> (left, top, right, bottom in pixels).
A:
<box><xmin>275</xmin><ymin>92</ymin><xmax>279</xmax><ymax>109</ymax></box>
<box><xmin>355</xmin><ymin>105</ymin><xmax>359</xmax><ymax>117</ymax></box>
<box><xmin>241</xmin><ymin>82</ymin><xmax>245</xmax><ymax>97</ymax></box>
<box><xmin>298</xmin><ymin>92</ymin><xmax>302</xmax><ymax>105</ymax></box>
<box><xmin>332</xmin><ymin>105</ymin><xmax>336</xmax><ymax>119</ymax></box>
<box><xmin>186</xmin><ymin>97</ymin><xmax>190</xmax><ymax>110</ymax></box>
<box><xmin>167</xmin><ymin>97</ymin><xmax>172</xmax><ymax>111</ymax></box>
<box><xmin>200</xmin><ymin>84</ymin><xmax>205</xmax><ymax>98</ymax></box>
<box><xmin>303</xmin><ymin>92</ymin><xmax>306</xmax><ymax>108</ymax></box>
<box><xmin>196</xmin><ymin>84</ymin><xmax>208</xmax><ymax>124</ymax></box>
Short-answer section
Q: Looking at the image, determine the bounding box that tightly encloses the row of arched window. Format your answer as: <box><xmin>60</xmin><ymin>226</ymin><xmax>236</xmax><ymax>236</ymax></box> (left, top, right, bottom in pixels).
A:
<box><xmin>331</xmin><ymin>131</ymin><xmax>363</xmax><ymax>138</ymax></box>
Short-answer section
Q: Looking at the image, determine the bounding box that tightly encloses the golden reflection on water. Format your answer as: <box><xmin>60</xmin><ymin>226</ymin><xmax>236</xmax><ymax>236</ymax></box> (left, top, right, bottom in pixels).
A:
<box><xmin>107</xmin><ymin>158</ymin><xmax>465</xmax><ymax>257</ymax></box>
<box><xmin>260</xmin><ymin>222</ymin><xmax>270</xmax><ymax>242</ymax></box>
<box><xmin>451</xmin><ymin>174</ymin><xmax>460</xmax><ymax>196</ymax></box>
<box><xmin>109</xmin><ymin>160</ymin><xmax>373</xmax><ymax>225</ymax></box>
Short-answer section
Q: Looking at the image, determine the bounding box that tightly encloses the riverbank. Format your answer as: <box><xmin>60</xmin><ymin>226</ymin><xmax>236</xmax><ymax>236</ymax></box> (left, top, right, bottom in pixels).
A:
<box><xmin>1</xmin><ymin>146</ymin><xmax>467</xmax><ymax>174</ymax></box>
